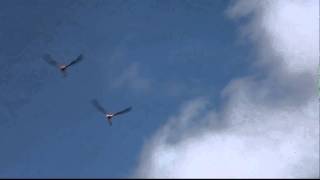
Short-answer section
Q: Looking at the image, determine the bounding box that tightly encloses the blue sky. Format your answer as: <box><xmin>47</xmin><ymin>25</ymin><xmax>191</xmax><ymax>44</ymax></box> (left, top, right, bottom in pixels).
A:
<box><xmin>1</xmin><ymin>0</ymin><xmax>317</xmax><ymax>178</ymax></box>
<box><xmin>0</xmin><ymin>0</ymin><xmax>253</xmax><ymax>177</ymax></box>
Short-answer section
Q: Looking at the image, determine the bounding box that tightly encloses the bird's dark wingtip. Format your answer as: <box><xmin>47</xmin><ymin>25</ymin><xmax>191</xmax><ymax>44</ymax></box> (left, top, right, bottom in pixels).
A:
<box><xmin>91</xmin><ymin>98</ymin><xmax>98</xmax><ymax>105</ymax></box>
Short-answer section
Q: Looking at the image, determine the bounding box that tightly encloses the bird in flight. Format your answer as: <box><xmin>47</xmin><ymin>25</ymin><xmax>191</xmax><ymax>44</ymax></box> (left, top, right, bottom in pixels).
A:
<box><xmin>91</xmin><ymin>99</ymin><xmax>132</xmax><ymax>126</ymax></box>
<box><xmin>43</xmin><ymin>53</ymin><xmax>83</xmax><ymax>77</ymax></box>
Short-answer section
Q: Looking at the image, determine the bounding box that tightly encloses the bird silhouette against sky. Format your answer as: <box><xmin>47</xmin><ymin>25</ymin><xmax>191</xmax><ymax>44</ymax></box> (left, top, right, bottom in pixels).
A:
<box><xmin>43</xmin><ymin>53</ymin><xmax>83</xmax><ymax>77</ymax></box>
<box><xmin>91</xmin><ymin>99</ymin><xmax>132</xmax><ymax>126</ymax></box>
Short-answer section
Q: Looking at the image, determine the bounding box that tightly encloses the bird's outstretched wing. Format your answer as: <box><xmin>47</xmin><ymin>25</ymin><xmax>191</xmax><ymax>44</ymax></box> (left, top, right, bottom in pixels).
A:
<box><xmin>91</xmin><ymin>99</ymin><xmax>107</xmax><ymax>114</ymax></box>
<box><xmin>43</xmin><ymin>53</ymin><xmax>59</xmax><ymax>67</ymax></box>
<box><xmin>66</xmin><ymin>54</ymin><xmax>83</xmax><ymax>68</ymax></box>
<box><xmin>114</xmin><ymin>107</ymin><xmax>132</xmax><ymax>116</ymax></box>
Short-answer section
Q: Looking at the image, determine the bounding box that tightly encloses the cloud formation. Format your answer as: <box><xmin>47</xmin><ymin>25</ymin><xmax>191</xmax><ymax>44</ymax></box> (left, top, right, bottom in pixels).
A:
<box><xmin>111</xmin><ymin>62</ymin><xmax>151</xmax><ymax>93</ymax></box>
<box><xmin>134</xmin><ymin>0</ymin><xmax>319</xmax><ymax>178</ymax></box>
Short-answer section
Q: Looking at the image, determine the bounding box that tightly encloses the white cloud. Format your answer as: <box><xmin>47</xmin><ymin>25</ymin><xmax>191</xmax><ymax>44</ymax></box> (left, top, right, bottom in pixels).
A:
<box><xmin>227</xmin><ymin>0</ymin><xmax>319</xmax><ymax>75</ymax></box>
<box><xmin>134</xmin><ymin>0</ymin><xmax>319</xmax><ymax>178</ymax></box>
<box><xmin>111</xmin><ymin>62</ymin><xmax>150</xmax><ymax>92</ymax></box>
